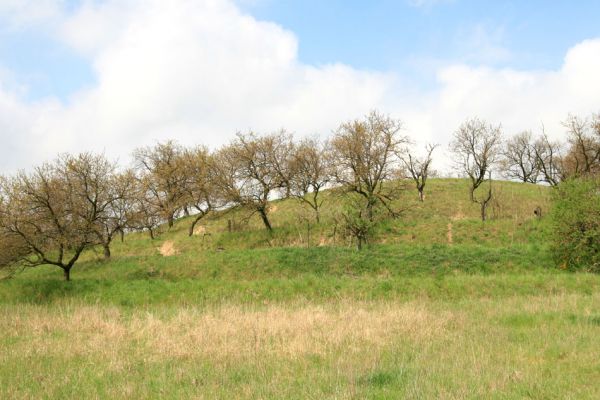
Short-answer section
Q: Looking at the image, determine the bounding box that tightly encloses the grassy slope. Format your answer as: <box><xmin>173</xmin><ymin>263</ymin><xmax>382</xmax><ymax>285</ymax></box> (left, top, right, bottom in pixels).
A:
<box><xmin>1</xmin><ymin>179</ymin><xmax>599</xmax><ymax>399</ymax></box>
<box><xmin>0</xmin><ymin>178</ymin><xmax>583</xmax><ymax>305</ymax></box>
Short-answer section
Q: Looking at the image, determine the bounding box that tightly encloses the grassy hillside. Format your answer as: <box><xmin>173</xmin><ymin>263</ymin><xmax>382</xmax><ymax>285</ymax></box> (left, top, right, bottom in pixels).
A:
<box><xmin>1</xmin><ymin>179</ymin><xmax>599</xmax><ymax>399</ymax></box>
<box><xmin>0</xmin><ymin>178</ymin><xmax>562</xmax><ymax>305</ymax></box>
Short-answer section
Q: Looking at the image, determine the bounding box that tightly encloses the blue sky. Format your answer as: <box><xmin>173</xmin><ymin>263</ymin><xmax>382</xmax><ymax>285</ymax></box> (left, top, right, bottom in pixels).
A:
<box><xmin>0</xmin><ymin>0</ymin><xmax>599</xmax><ymax>172</ymax></box>
<box><xmin>240</xmin><ymin>0</ymin><xmax>600</xmax><ymax>70</ymax></box>
<box><xmin>2</xmin><ymin>0</ymin><xmax>600</xmax><ymax>102</ymax></box>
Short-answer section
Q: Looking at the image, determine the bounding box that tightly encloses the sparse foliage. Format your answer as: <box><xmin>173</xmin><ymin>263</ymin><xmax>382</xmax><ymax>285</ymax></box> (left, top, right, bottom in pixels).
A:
<box><xmin>401</xmin><ymin>143</ymin><xmax>438</xmax><ymax>201</ymax></box>
<box><xmin>212</xmin><ymin>131</ymin><xmax>293</xmax><ymax>231</ymax></box>
<box><xmin>331</xmin><ymin>111</ymin><xmax>409</xmax><ymax>249</ymax></box>
<box><xmin>450</xmin><ymin>117</ymin><xmax>502</xmax><ymax>221</ymax></box>
<box><xmin>181</xmin><ymin>146</ymin><xmax>220</xmax><ymax>236</ymax></box>
<box><xmin>59</xmin><ymin>153</ymin><xmax>124</xmax><ymax>260</ymax></box>
<box><xmin>93</xmin><ymin>170</ymin><xmax>137</xmax><ymax>258</ymax></box>
<box><xmin>533</xmin><ymin>132</ymin><xmax>567</xmax><ymax>186</ymax></box>
<box><xmin>0</xmin><ymin>153</ymin><xmax>117</xmax><ymax>280</ymax></box>
<box><xmin>562</xmin><ymin>114</ymin><xmax>600</xmax><ymax>177</ymax></box>
<box><xmin>133</xmin><ymin>141</ymin><xmax>187</xmax><ymax>229</ymax></box>
<box><xmin>128</xmin><ymin>177</ymin><xmax>163</xmax><ymax>240</ymax></box>
<box><xmin>288</xmin><ymin>137</ymin><xmax>331</xmax><ymax>222</ymax></box>
<box><xmin>501</xmin><ymin>131</ymin><xmax>539</xmax><ymax>183</ymax></box>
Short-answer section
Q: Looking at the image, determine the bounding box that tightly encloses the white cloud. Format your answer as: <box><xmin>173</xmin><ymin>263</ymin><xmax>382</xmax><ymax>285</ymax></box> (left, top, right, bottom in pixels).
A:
<box><xmin>0</xmin><ymin>0</ymin><xmax>599</xmax><ymax>175</ymax></box>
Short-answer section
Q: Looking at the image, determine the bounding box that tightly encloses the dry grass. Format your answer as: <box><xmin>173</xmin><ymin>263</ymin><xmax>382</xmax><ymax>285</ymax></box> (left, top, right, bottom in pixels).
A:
<box><xmin>157</xmin><ymin>240</ymin><xmax>178</xmax><ymax>256</ymax></box>
<box><xmin>1</xmin><ymin>294</ymin><xmax>599</xmax><ymax>399</ymax></box>
<box><xmin>0</xmin><ymin>302</ymin><xmax>452</xmax><ymax>362</ymax></box>
<box><xmin>192</xmin><ymin>225</ymin><xmax>207</xmax><ymax>236</ymax></box>
<box><xmin>138</xmin><ymin>303</ymin><xmax>452</xmax><ymax>360</ymax></box>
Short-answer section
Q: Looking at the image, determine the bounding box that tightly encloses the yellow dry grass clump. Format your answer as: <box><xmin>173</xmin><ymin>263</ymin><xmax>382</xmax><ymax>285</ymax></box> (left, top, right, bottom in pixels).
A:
<box><xmin>1</xmin><ymin>302</ymin><xmax>453</xmax><ymax>362</ymax></box>
<box><xmin>158</xmin><ymin>240</ymin><xmax>178</xmax><ymax>256</ymax></box>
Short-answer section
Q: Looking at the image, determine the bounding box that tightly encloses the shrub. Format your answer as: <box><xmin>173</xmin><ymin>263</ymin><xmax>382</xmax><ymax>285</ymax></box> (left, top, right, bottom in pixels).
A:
<box><xmin>551</xmin><ymin>175</ymin><xmax>600</xmax><ymax>272</ymax></box>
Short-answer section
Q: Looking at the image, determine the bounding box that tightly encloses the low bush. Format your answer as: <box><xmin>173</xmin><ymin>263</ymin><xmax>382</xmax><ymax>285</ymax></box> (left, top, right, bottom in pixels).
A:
<box><xmin>551</xmin><ymin>175</ymin><xmax>600</xmax><ymax>272</ymax></box>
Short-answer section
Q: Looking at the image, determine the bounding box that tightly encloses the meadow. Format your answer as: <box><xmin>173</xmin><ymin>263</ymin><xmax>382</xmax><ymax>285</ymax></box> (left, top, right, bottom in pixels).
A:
<box><xmin>1</xmin><ymin>179</ymin><xmax>598</xmax><ymax>399</ymax></box>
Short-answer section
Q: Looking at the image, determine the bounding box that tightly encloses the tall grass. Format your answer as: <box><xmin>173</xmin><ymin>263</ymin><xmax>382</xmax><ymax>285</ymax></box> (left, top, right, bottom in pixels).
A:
<box><xmin>1</xmin><ymin>179</ymin><xmax>597</xmax><ymax>398</ymax></box>
<box><xmin>1</xmin><ymin>294</ymin><xmax>599</xmax><ymax>399</ymax></box>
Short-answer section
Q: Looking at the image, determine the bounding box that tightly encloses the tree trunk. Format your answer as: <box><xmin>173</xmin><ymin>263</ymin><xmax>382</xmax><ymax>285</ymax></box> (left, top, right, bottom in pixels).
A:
<box><xmin>103</xmin><ymin>242</ymin><xmax>111</xmax><ymax>259</ymax></box>
<box><xmin>332</xmin><ymin>223</ymin><xmax>337</xmax><ymax>245</ymax></box>
<box><xmin>63</xmin><ymin>268</ymin><xmax>71</xmax><ymax>281</ymax></box>
<box><xmin>188</xmin><ymin>214</ymin><xmax>203</xmax><ymax>237</ymax></box>
<box><xmin>119</xmin><ymin>229</ymin><xmax>125</xmax><ymax>243</ymax></box>
<box><xmin>480</xmin><ymin>180</ymin><xmax>493</xmax><ymax>222</ymax></box>
<box><xmin>148</xmin><ymin>229</ymin><xmax>155</xmax><ymax>240</ymax></box>
<box><xmin>357</xmin><ymin>236</ymin><xmax>363</xmax><ymax>251</ymax></box>
<box><xmin>366</xmin><ymin>201</ymin><xmax>374</xmax><ymax>222</ymax></box>
<box><xmin>168</xmin><ymin>215</ymin><xmax>174</xmax><ymax>229</ymax></box>
<box><xmin>480</xmin><ymin>195</ymin><xmax>492</xmax><ymax>221</ymax></box>
<box><xmin>258</xmin><ymin>208</ymin><xmax>273</xmax><ymax>231</ymax></box>
<box><xmin>418</xmin><ymin>190</ymin><xmax>424</xmax><ymax>202</ymax></box>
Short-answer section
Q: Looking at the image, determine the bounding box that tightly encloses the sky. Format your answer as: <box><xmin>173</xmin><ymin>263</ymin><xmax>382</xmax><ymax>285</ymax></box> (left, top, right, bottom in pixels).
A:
<box><xmin>0</xmin><ymin>0</ymin><xmax>599</xmax><ymax>173</ymax></box>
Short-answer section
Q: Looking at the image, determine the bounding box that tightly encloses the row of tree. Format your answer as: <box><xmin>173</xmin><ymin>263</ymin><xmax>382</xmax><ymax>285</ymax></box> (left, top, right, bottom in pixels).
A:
<box><xmin>1</xmin><ymin>110</ymin><xmax>599</xmax><ymax>280</ymax></box>
<box><xmin>450</xmin><ymin>114</ymin><xmax>600</xmax><ymax>221</ymax></box>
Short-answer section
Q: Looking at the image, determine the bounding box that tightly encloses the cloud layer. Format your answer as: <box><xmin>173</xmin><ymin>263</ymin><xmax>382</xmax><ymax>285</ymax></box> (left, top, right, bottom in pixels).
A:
<box><xmin>0</xmin><ymin>0</ymin><xmax>599</xmax><ymax>173</ymax></box>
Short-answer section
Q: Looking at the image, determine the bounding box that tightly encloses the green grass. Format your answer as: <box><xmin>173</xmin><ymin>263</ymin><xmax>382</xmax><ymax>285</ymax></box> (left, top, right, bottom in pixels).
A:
<box><xmin>1</xmin><ymin>178</ymin><xmax>598</xmax><ymax>399</ymax></box>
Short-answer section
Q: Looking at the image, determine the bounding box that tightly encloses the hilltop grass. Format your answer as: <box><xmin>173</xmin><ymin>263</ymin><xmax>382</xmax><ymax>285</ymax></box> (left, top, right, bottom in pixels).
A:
<box><xmin>1</xmin><ymin>179</ymin><xmax>598</xmax><ymax>399</ymax></box>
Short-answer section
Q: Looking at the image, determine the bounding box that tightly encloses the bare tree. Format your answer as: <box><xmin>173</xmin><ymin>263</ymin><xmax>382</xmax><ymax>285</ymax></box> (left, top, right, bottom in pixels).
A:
<box><xmin>181</xmin><ymin>146</ymin><xmax>220</xmax><ymax>237</ymax></box>
<box><xmin>533</xmin><ymin>132</ymin><xmax>567</xmax><ymax>186</ymax></box>
<box><xmin>501</xmin><ymin>131</ymin><xmax>539</xmax><ymax>183</ymax></box>
<box><xmin>562</xmin><ymin>114</ymin><xmax>600</xmax><ymax>177</ymax></box>
<box><xmin>212</xmin><ymin>131</ymin><xmax>293</xmax><ymax>231</ymax></box>
<box><xmin>331</xmin><ymin>110</ymin><xmax>409</xmax><ymax>249</ymax></box>
<box><xmin>133</xmin><ymin>141</ymin><xmax>187</xmax><ymax>229</ymax></box>
<box><xmin>93</xmin><ymin>170</ymin><xmax>137</xmax><ymax>258</ymax></box>
<box><xmin>288</xmin><ymin>138</ymin><xmax>332</xmax><ymax>223</ymax></box>
<box><xmin>128</xmin><ymin>176</ymin><xmax>163</xmax><ymax>240</ymax></box>
<box><xmin>331</xmin><ymin>110</ymin><xmax>409</xmax><ymax>221</ymax></box>
<box><xmin>401</xmin><ymin>143</ymin><xmax>438</xmax><ymax>201</ymax></box>
<box><xmin>0</xmin><ymin>185</ymin><xmax>30</xmax><ymax>277</ymax></box>
<box><xmin>592</xmin><ymin>112</ymin><xmax>600</xmax><ymax>139</ymax></box>
<box><xmin>0</xmin><ymin>233</ymin><xmax>29</xmax><ymax>278</ymax></box>
<box><xmin>450</xmin><ymin>118</ymin><xmax>502</xmax><ymax>221</ymax></box>
<box><xmin>0</xmin><ymin>154</ymin><xmax>117</xmax><ymax>281</ymax></box>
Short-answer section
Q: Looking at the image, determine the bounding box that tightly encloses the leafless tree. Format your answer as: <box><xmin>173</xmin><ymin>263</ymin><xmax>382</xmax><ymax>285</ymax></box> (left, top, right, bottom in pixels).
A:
<box><xmin>533</xmin><ymin>131</ymin><xmax>567</xmax><ymax>186</ymax></box>
<box><xmin>450</xmin><ymin>117</ymin><xmax>502</xmax><ymax>221</ymax></box>
<box><xmin>0</xmin><ymin>154</ymin><xmax>117</xmax><ymax>281</ymax></box>
<box><xmin>501</xmin><ymin>131</ymin><xmax>539</xmax><ymax>183</ymax></box>
<box><xmin>0</xmin><ymin>185</ymin><xmax>30</xmax><ymax>277</ymax></box>
<box><xmin>181</xmin><ymin>146</ymin><xmax>220</xmax><ymax>237</ymax></box>
<box><xmin>128</xmin><ymin>176</ymin><xmax>163</xmax><ymax>240</ymax></box>
<box><xmin>288</xmin><ymin>137</ymin><xmax>332</xmax><ymax>223</ymax></box>
<box><xmin>212</xmin><ymin>131</ymin><xmax>293</xmax><ymax>231</ymax></box>
<box><xmin>562</xmin><ymin>114</ymin><xmax>600</xmax><ymax>177</ymax></box>
<box><xmin>331</xmin><ymin>110</ymin><xmax>409</xmax><ymax>221</ymax></box>
<box><xmin>0</xmin><ymin>233</ymin><xmax>29</xmax><ymax>278</ymax></box>
<box><xmin>93</xmin><ymin>170</ymin><xmax>137</xmax><ymax>258</ymax></box>
<box><xmin>331</xmin><ymin>110</ymin><xmax>409</xmax><ymax>249</ymax></box>
<box><xmin>133</xmin><ymin>141</ymin><xmax>187</xmax><ymax>229</ymax></box>
<box><xmin>401</xmin><ymin>143</ymin><xmax>438</xmax><ymax>201</ymax></box>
